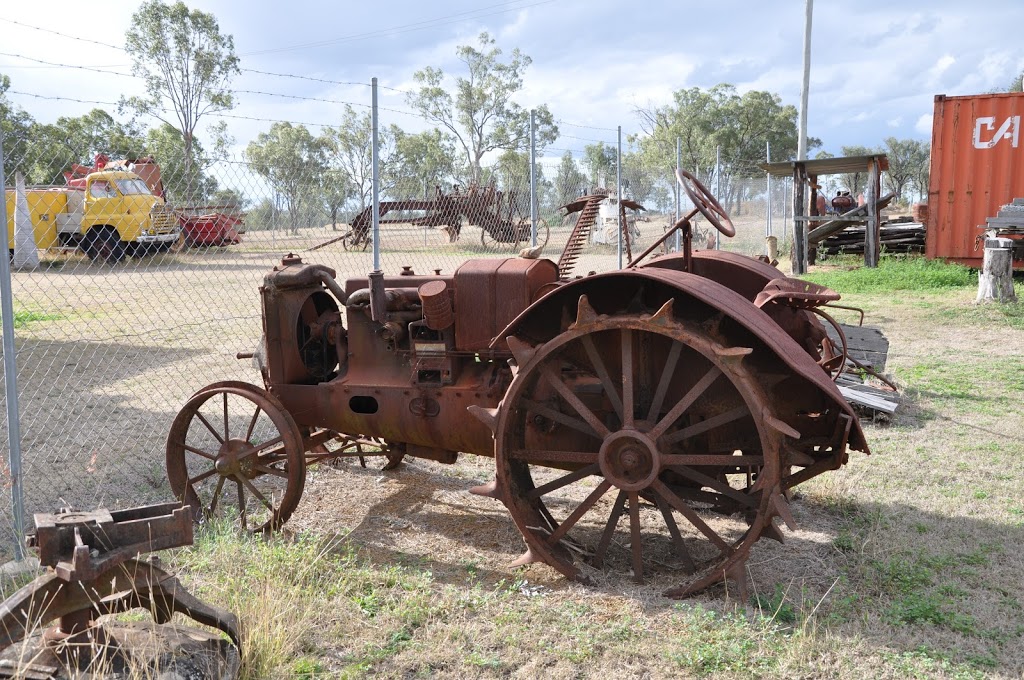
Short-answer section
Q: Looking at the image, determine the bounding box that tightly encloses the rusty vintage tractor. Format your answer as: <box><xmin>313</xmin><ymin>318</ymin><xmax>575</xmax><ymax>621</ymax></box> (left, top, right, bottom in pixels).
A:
<box><xmin>165</xmin><ymin>170</ymin><xmax>867</xmax><ymax>598</ymax></box>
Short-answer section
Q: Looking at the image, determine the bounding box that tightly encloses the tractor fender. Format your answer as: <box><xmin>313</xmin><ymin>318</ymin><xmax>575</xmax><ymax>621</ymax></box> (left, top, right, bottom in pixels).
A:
<box><xmin>494</xmin><ymin>267</ymin><xmax>867</xmax><ymax>453</ymax></box>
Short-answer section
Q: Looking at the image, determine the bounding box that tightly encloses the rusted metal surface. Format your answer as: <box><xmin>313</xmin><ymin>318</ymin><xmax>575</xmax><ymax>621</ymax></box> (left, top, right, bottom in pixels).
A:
<box><xmin>927</xmin><ymin>92</ymin><xmax>1024</xmax><ymax>268</ymax></box>
<box><xmin>0</xmin><ymin>503</ymin><xmax>239</xmax><ymax>666</ymax></box>
<box><xmin>168</xmin><ymin>172</ymin><xmax>871</xmax><ymax>599</ymax></box>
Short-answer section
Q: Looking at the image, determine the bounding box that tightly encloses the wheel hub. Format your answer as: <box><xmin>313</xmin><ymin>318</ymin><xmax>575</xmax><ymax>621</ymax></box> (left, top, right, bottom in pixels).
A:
<box><xmin>598</xmin><ymin>430</ymin><xmax>662</xmax><ymax>491</ymax></box>
<box><xmin>214</xmin><ymin>439</ymin><xmax>254</xmax><ymax>477</ymax></box>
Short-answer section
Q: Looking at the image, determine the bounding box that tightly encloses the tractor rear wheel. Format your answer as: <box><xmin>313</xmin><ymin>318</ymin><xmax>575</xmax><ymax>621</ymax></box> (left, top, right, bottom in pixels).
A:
<box><xmin>492</xmin><ymin>296</ymin><xmax>790</xmax><ymax>598</ymax></box>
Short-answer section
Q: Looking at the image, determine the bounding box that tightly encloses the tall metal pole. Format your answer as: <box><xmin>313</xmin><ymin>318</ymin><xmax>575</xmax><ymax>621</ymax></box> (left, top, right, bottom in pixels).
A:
<box><xmin>674</xmin><ymin>137</ymin><xmax>681</xmax><ymax>252</ymax></box>
<box><xmin>797</xmin><ymin>0</ymin><xmax>813</xmax><ymax>161</ymax></box>
<box><xmin>371</xmin><ymin>77</ymin><xmax>381</xmax><ymax>272</ymax></box>
<box><xmin>529</xmin><ymin>109</ymin><xmax>537</xmax><ymax>248</ymax></box>
<box><xmin>616</xmin><ymin>125</ymin><xmax>623</xmax><ymax>269</ymax></box>
<box><xmin>0</xmin><ymin>131</ymin><xmax>26</xmax><ymax>560</ymax></box>
<box><xmin>766</xmin><ymin>141</ymin><xmax>772</xmax><ymax>247</ymax></box>
<box><xmin>715</xmin><ymin>145</ymin><xmax>721</xmax><ymax>250</ymax></box>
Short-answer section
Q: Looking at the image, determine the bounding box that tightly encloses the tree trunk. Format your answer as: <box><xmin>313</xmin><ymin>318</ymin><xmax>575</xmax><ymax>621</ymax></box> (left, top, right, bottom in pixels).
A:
<box><xmin>976</xmin><ymin>237</ymin><xmax>1017</xmax><ymax>303</ymax></box>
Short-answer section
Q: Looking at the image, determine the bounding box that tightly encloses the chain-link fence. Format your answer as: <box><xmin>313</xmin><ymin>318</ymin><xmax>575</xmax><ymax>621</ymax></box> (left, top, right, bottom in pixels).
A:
<box><xmin>0</xmin><ymin>76</ymin><xmax>796</xmax><ymax>562</ymax></box>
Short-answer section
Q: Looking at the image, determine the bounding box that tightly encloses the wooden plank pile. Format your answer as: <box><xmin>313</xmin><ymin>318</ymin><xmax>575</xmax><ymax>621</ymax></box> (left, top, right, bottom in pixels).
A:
<box><xmin>825</xmin><ymin>322</ymin><xmax>899</xmax><ymax>415</ymax></box>
<box><xmin>983</xmin><ymin>198</ymin><xmax>1024</xmax><ymax>234</ymax></box>
<box><xmin>820</xmin><ymin>217</ymin><xmax>925</xmax><ymax>256</ymax></box>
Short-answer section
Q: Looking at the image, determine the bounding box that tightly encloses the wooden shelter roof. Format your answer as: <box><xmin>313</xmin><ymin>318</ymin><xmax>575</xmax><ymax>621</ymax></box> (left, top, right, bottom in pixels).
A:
<box><xmin>759</xmin><ymin>154</ymin><xmax>889</xmax><ymax>177</ymax></box>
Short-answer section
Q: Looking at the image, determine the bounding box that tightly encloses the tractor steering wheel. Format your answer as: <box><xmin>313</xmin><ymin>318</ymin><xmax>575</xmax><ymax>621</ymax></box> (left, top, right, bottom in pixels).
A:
<box><xmin>675</xmin><ymin>168</ymin><xmax>736</xmax><ymax>238</ymax></box>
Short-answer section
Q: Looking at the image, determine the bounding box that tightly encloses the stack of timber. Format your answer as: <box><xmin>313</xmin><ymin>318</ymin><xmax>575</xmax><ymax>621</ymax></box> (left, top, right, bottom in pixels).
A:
<box><xmin>826</xmin><ymin>322</ymin><xmax>899</xmax><ymax>415</ymax></box>
<box><xmin>820</xmin><ymin>217</ymin><xmax>925</xmax><ymax>256</ymax></box>
<box><xmin>983</xmin><ymin>198</ymin><xmax>1024</xmax><ymax>233</ymax></box>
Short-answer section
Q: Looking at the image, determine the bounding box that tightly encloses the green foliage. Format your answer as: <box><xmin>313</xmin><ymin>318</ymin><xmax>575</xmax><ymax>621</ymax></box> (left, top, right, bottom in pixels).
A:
<box><xmin>665</xmin><ymin>605</ymin><xmax>781</xmax><ymax>676</ymax></box>
<box><xmin>0</xmin><ymin>73</ymin><xmax>34</xmax><ymax>182</ymax></box>
<box><xmin>554</xmin><ymin>151</ymin><xmax>586</xmax><ymax>206</ymax></box>
<box><xmin>582</xmin><ymin>142</ymin><xmax>616</xmax><ymax>188</ymax></box>
<box><xmin>25</xmin><ymin>109</ymin><xmax>146</xmax><ymax>185</ymax></box>
<box><xmin>406</xmin><ymin>32</ymin><xmax>558</xmax><ymax>183</ymax></box>
<box><xmin>145</xmin><ymin>123</ymin><xmax>219</xmax><ymax>202</ymax></box>
<box><xmin>246</xmin><ymin>122</ymin><xmax>326</xmax><ymax>232</ymax></box>
<box><xmin>802</xmin><ymin>256</ymin><xmax>974</xmax><ymax>292</ymax></box>
<box><xmin>884</xmin><ymin>137</ymin><xmax>931</xmax><ymax>203</ymax></box>
<box><xmin>125</xmin><ymin>0</ymin><xmax>239</xmax><ymax>203</ymax></box>
<box><xmin>321</xmin><ymin>105</ymin><xmax>386</xmax><ymax>212</ymax></box>
<box><xmin>636</xmin><ymin>83</ymin><xmax>811</xmax><ymax>213</ymax></box>
<box><xmin>387</xmin><ymin>127</ymin><xmax>456</xmax><ymax>201</ymax></box>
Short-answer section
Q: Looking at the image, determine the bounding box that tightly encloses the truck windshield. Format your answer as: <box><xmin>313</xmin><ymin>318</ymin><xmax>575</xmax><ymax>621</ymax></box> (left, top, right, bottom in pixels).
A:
<box><xmin>114</xmin><ymin>178</ymin><xmax>153</xmax><ymax>196</ymax></box>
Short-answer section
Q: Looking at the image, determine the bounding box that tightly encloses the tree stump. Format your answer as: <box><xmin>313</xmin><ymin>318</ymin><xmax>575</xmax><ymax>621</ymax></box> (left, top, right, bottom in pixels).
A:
<box><xmin>976</xmin><ymin>237</ymin><xmax>1017</xmax><ymax>303</ymax></box>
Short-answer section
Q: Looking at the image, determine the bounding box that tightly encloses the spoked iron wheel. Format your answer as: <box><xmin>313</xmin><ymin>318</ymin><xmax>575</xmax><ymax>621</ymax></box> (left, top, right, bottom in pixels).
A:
<box><xmin>305</xmin><ymin>432</ymin><xmax>407</xmax><ymax>471</ymax></box>
<box><xmin>166</xmin><ymin>381</ymin><xmax>305</xmax><ymax>533</ymax></box>
<box><xmin>493</xmin><ymin>296</ymin><xmax>793</xmax><ymax>598</ymax></box>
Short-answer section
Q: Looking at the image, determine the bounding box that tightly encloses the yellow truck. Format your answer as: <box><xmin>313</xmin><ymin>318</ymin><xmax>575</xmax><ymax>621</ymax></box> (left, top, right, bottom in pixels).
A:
<box><xmin>5</xmin><ymin>169</ymin><xmax>180</xmax><ymax>263</ymax></box>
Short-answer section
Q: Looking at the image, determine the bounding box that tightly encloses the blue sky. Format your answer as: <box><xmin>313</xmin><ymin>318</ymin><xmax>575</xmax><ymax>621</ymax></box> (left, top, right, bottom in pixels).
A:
<box><xmin>2</xmin><ymin>0</ymin><xmax>1022</xmax><ymax>165</ymax></box>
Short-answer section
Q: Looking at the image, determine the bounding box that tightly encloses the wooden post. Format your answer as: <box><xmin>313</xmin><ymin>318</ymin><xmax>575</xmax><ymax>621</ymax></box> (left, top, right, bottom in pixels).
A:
<box><xmin>976</xmin><ymin>237</ymin><xmax>1017</xmax><ymax>303</ymax></box>
<box><xmin>792</xmin><ymin>164</ymin><xmax>807</xmax><ymax>274</ymax></box>
<box><xmin>808</xmin><ymin>173</ymin><xmax>819</xmax><ymax>265</ymax></box>
<box><xmin>864</xmin><ymin>157</ymin><xmax>880</xmax><ymax>267</ymax></box>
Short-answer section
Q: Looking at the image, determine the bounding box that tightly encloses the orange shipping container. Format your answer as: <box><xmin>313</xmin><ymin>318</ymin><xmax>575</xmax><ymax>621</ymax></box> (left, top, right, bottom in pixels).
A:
<box><xmin>926</xmin><ymin>92</ymin><xmax>1024</xmax><ymax>267</ymax></box>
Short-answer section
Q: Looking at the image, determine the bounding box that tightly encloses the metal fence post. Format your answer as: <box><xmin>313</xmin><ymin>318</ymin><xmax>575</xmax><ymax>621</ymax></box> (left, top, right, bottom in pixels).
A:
<box><xmin>715</xmin><ymin>145</ymin><xmax>721</xmax><ymax>250</ymax></box>
<box><xmin>616</xmin><ymin>126</ymin><xmax>623</xmax><ymax>269</ymax></box>
<box><xmin>674</xmin><ymin>137</ymin><xmax>681</xmax><ymax>252</ymax></box>
<box><xmin>766</xmin><ymin>141</ymin><xmax>772</xmax><ymax>253</ymax></box>
<box><xmin>371</xmin><ymin>77</ymin><xmax>380</xmax><ymax>273</ymax></box>
<box><xmin>0</xmin><ymin>130</ymin><xmax>26</xmax><ymax>561</ymax></box>
<box><xmin>529</xmin><ymin>109</ymin><xmax>537</xmax><ymax>248</ymax></box>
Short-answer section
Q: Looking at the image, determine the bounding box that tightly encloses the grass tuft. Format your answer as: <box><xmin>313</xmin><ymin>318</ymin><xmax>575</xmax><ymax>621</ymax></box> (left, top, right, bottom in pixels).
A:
<box><xmin>803</xmin><ymin>255</ymin><xmax>975</xmax><ymax>292</ymax></box>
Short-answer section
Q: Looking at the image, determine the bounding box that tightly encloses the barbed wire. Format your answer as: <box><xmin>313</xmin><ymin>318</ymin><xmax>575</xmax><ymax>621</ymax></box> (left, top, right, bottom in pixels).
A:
<box><xmin>0</xmin><ymin>52</ymin><xmax>139</xmax><ymax>79</ymax></box>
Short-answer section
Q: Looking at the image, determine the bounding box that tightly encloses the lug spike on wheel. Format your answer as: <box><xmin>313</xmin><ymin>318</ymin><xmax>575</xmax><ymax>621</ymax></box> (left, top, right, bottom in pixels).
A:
<box><xmin>468</xmin><ymin>478</ymin><xmax>502</xmax><ymax>499</ymax></box>
<box><xmin>467</xmin><ymin>405</ymin><xmax>500</xmax><ymax>434</ymax></box>
<box><xmin>712</xmin><ymin>346</ymin><xmax>753</xmax><ymax>364</ymax></box>
<box><xmin>771</xmin><ymin>493</ymin><xmax>798</xmax><ymax>530</ymax></box>
<box><xmin>648</xmin><ymin>298</ymin><xmax>674</xmax><ymax>326</ymax></box>
<box><xmin>724</xmin><ymin>561</ymin><xmax>750</xmax><ymax>604</ymax></box>
<box><xmin>510</xmin><ymin>547</ymin><xmax>542</xmax><ymax>568</ymax></box>
<box><xmin>766</xmin><ymin>415</ymin><xmax>802</xmax><ymax>440</ymax></box>
<box><xmin>506</xmin><ymin>336</ymin><xmax>537</xmax><ymax>367</ymax></box>
<box><xmin>571</xmin><ymin>294</ymin><xmax>599</xmax><ymax>329</ymax></box>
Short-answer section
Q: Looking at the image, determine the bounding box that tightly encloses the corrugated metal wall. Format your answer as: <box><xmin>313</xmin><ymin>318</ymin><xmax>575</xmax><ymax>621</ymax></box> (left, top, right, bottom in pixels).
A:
<box><xmin>926</xmin><ymin>92</ymin><xmax>1024</xmax><ymax>266</ymax></box>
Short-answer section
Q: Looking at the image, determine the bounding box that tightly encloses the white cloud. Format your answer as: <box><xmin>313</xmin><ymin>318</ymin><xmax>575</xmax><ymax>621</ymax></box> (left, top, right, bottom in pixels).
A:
<box><xmin>915</xmin><ymin>114</ymin><xmax>933</xmax><ymax>135</ymax></box>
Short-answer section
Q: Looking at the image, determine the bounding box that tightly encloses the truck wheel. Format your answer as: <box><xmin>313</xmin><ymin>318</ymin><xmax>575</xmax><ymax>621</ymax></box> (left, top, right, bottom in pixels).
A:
<box><xmin>84</xmin><ymin>227</ymin><xmax>126</xmax><ymax>264</ymax></box>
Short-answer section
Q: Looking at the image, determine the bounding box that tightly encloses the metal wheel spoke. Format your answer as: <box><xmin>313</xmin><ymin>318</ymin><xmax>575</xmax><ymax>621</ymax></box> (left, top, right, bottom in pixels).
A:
<box><xmin>235</xmin><ymin>434</ymin><xmax>286</xmax><ymax>459</ymax></box>
<box><xmin>236</xmin><ymin>481</ymin><xmax>247</xmax><ymax>530</ymax></box>
<box><xmin>511</xmin><ymin>449</ymin><xmax>597</xmax><ymax>465</ymax></box>
<box><xmin>647</xmin><ymin>341</ymin><xmax>683</xmax><ymax>422</ymax></box>
<box><xmin>594</xmin><ymin>490</ymin><xmax>627</xmax><ymax>568</ymax></box>
<box><xmin>526</xmin><ymin>463</ymin><xmax>600</xmax><ymax>499</ymax></box>
<box><xmin>664</xmin><ymin>405</ymin><xmax>749</xmax><ymax>445</ymax></box>
<box><xmin>654</xmin><ymin>492</ymin><xmax>695</xmax><ymax>571</ymax></box>
<box><xmin>663</xmin><ymin>465</ymin><xmax>758</xmax><ymax>509</ymax></box>
<box><xmin>580</xmin><ymin>334</ymin><xmax>623</xmax><ymax>420</ymax></box>
<box><xmin>539</xmin><ymin>364</ymin><xmax>610</xmax><ymax>438</ymax></box>
<box><xmin>521</xmin><ymin>398</ymin><xmax>600</xmax><ymax>438</ymax></box>
<box><xmin>182</xmin><ymin>443</ymin><xmax>217</xmax><ymax>461</ymax></box>
<box><xmin>252</xmin><ymin>463</ymin><xmax>290</xmax><ymax>479</ymax></box>
<box><xmin>662</xmin><ymin>454</ymin><xmax>764</xmax><ymax>467</ymax></box>
<box><xmin>650</xmin><ymin>479</ymin><xmax>732</xmax><ymax>555</ymax></box>
<box><xmin>546</xmin><ymin>479</ymin><xmax>612</xmax><ymax>544</ymax></box>
<box><xmin>195</xmin><ymin>412</ymin><xmax>225</xmax><ymax>444</ymax></box>
<box><xmin>236</xmin><ymin>474</ymin><xmax>275</xmax><ymax>513</ymax></box>
<box><xmin>649</xmin><ymin>366</ymin><xmax>722</xmax><ymax>439</ymax></box>
<box><xmin>628</xmin><ymin>491</ymin><xmax>643</xmax><ymax>582</ymax></box>
<box><xmin>187</xmin><ymin>467</ymin><xmax>218</xmax><ymax>487</ymax></box>
<box><xmin>208</xmin><ymin>475</ymin><xmax>226</xmax><ymax>516</ymax></box>
<box><xmin>244</xmin><ymin>405</ymin><xmax>262</xmax><ymax>442</ymax></box>
<box><xmin>621</xmin><ymin>329</ymin><xmax>634</xmax><ymax>428</ymax></box>
<box><xmin>222</xmin><ymin>392</ymin><xmax>229</xmax><ymax>441</ymax></box>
